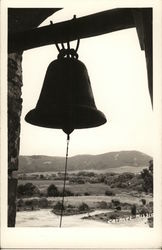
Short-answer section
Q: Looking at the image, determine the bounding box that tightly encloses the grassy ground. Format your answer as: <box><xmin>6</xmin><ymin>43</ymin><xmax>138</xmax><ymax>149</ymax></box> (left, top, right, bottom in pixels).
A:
<box><xmin>48</xmin><ymin>194</ymin><xmax>152</xmax><ymax>207</ymax></box>
<box><xmin>18</xmin><ymin>178</ymin><xmax>152</xmax><ymax>199</ymax></box>
<box><xmin>18</xmin><ymin>179</ymin><xmax>115</xmax><ymax>194</ymax></box>
<box><xmin>20</xmin><ymin>194</ymin><xmax>153</xmax><ymax>210</ymax></box>
<box><xmin>18</xmin><ymin>166</ymin><xmax>148</xmax><ymax>175</ymax></box>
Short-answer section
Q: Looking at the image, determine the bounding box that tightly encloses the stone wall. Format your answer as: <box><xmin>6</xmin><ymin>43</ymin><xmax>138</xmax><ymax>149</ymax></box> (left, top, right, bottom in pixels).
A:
<box><xmin>8</xmin><ymin>52</ymin><xmax>23</xmax><ymax>227</ymax></box>
<box><xmin>7</xmin><ymin>8</ymin><xmax>58</xmax><ymax>228</ymax></box>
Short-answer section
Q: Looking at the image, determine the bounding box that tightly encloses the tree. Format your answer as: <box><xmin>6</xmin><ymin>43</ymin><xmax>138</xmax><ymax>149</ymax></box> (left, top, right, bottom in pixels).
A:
<box><xmin>17</xmin><ymin>184</ymin><xmax>26</xmax><ymax>197</ymax></box>
<box><xmin>17</xmin><ymin>183</ymin><xmax>40</xmax><ymax>197</ymax></box>
<box><xmin>111</xmin><ymin>199</ymin><xmax>120</xmax><ymax>208</ymax></box>
<box><xmin>131</xmin><ymin>204</ymin><xmax>137</xmax><ymax>217</ymax></box>
<box><xmin>24</xmin><ymin>183</ymin><xmax>40</xmax><ymax>196</ymax></box>
<box><xmin>47</xmin><ymin>184</ymin><xmax>59</xmax><ymax>197</ymax></box>
<box><xmin>141</xmin><ymin>199</ymin><xmax>146</xmax><ymax>205</ymax></box>
<box><xmin>149</xmin><ymin>160</ymin><xmax>153</xmax><ymax>173</ymax></box>
<box><xmin>141</xmin><ymin>160</ymin><xmax>153</xmax><ymax>193</ymax></box>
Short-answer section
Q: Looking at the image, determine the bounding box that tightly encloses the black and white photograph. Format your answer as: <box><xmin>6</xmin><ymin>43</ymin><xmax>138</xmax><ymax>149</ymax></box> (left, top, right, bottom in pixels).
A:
<box><xmin>0</xmin><ymin>0</ymin><xmax>162</xmax><ymax>248</ymax></box>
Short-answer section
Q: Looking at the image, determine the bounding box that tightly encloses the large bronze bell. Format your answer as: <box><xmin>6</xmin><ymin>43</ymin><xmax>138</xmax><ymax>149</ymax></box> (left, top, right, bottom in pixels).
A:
<box><xmin>25</xmin><ymin>50</ymin><xmax>107</xmax><ymax>135</ymax></box>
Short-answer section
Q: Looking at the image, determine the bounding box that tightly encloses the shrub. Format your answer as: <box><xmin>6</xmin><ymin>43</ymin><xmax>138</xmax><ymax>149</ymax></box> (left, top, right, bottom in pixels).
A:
<box><xmin>105</xmin><ymin>190</ymin><xmax>115</xmax><ymax>196</ymax></box>
<box><xmin>122</xmin><ymin>202</ymin><xmax>132</xmax><ymax>210</ymax></box>
<box><xmin>17</xmin><ymin>183</ymin><xmax>40</xmax><ymax>197</ymax></box>
<box><xmin>25</xmin><ymin>183</ymin><xmax>40</xmax><ymax>196</ymax></box>
<box><xmin>78</xmin><ymin>202</ymin><xmax>89</xmax><ymax>212</ymax></box>
<box><xmin>131</xmin><ymin>204</ymin><xmax>137</xmax><ymax>215</ymax></box>
<box><xmin>141</xmin><ymin>199</ymin><xmax>146</xmax><ymax>205</ymax></box>
<box><xmin>106</xmin><ymin>202</ymin><xmax>113</xmax><ymax>209</ymax></box>
<box><xmin>18</xmin><ymin>198</ymin><xmax>40</xmax><ymax>210</ymax></box>
<box><xmin>77</xmin><ymin>179</ymin><xmax>86</xmax><ymax>184</ymax></box>
<box><xmin>118</xmin><ymin>172</ymin><xmax>134</xmax><ymax>182</ymax></box>
<box><xmin>32</xmin><ymin>198</ymin><xmax>39</xmax><ymax>207</ymax></box>
<box><xmin>148</xmin><ymin>201</ymin><xmax>153</xmax><ymax>208</ymax></box>
<box><xmin>117</xmin><ymin>182</ymin><xmax>128</xmax><ymax>188</ymax></box>
<box><xmin>17</xmin><ymin>184</ymin><xmax>26</xmax><ymax>197</ymax></box>
<box><xmin>111</xmin><ymin>199</ymin><xmax>120</xmax><ymax>207</ymax></box>
<box><xmin>47</xmin><ymin>184</ymin><xmax>59</xmax><ymax>197</ymax></box>
<box><xmin>17</xmin><ymin>198</ymin><xmax>24</xmax><ymax>207</ymax></box>
<box><xmin>25</xmin><ymin>199</ymin><xmax>33</xmax><ymax>207</ymax></box>
<box><xmin>53</xmin><ymin>201</ymin><xmax>64</xmax><ymax>210</ymax></box>
<box><xmin>98</xmin><ymin>201</ymin><xmax>108</xmax><ymax>209</ymax></box>
<box><xmin>135</xmin><ymin>184</ymin><xmax>144</xmax><ymax>192</ymax></box>
<box><xmin>40</xmin><ymin>192</ymin><xmax>46</xmax><ymax>197</ymax></box>
<box><xmin>77</xmin><ymin>171</ymin><xmax>95</xmax><ymax>177</ymax></box>
<box><xmin>109</xmin><ymin>213</ymin><xmax>119</xmax><ymax>220</ymax></box>
<box><xmin>60</xmin><ymin>190</ymin><xmax>74</xmax><ymax>197</ymax></box>
<box><xmin>84</xmin><ymin>192</ymin><xmax>90</xmax><ymax>196</ymax></box>
<box><xmin>39</xmin><ymin>197</ymin><xmax>48</xmax><ymax>208</ymax></box>
<box><xmin>148</xmin><ymin>217</ymin><xmax>153</xmax><ymax>227</ymax></box>
<box><xmin>67</xmin><ymin>204</ymin><xmax>74</xmax><ymax>208</ymax></box>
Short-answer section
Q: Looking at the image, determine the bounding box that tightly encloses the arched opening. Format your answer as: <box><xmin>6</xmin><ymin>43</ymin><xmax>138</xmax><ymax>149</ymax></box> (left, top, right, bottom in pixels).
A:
<box><xmin>6</xmin><ymin>7</ymin><xmax>153</xmax><ymax>228</ymax></box>
<box><xmin>21</xmin><ymin>27</ymin><xmax>153</xmax><ymax>157</ymax></box>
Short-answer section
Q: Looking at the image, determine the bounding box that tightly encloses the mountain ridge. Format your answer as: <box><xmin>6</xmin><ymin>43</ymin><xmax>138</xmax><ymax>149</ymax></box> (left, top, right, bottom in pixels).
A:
<box><xmin>18</xmin><ymin>150</ymin><xmax>152</xmax><ymax>173</ymax></box>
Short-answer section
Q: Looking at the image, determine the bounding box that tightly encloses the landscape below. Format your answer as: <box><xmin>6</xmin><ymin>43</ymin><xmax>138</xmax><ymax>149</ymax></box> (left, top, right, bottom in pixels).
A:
<box><xmin>16</xmin><ymin>150</ymin><xmax>153</xmax><ymax>227</ymax></box>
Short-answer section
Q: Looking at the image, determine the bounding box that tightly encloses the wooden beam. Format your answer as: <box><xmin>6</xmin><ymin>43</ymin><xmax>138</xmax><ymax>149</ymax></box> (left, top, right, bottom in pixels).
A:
<box><xmin>8</xmin><ymin>8</ymin><xmax>135</xmax><ymax>53</ymax></box>
<box><xmin>142</xmin><ymin>9</ymin><xmax>153</xmax><ymax>105</ymax></box>
<box><xmin>8</xmin><ymin>8</ymin><xmax>61</xmax><ymax>33</ymax></box>
<box><xmin>132</xmin><ymin>8</ymin><xmax>152</xmax><ymax>105</ymax></box>
<box><xmin>132</xmin><ymin>9</ymin><xmax>145</xmax><ymax>50</ymax></box>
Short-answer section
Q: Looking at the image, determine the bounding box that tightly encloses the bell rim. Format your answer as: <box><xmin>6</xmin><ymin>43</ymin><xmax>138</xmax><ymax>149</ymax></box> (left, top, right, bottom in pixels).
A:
<box><xmin>25</xmin><ymin>106</ymin><xmax>107</xmax><ymax>130</ymax></box>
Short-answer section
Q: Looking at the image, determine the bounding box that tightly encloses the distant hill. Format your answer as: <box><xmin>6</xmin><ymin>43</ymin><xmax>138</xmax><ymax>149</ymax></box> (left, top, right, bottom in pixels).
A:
<box><xmin>18</xmin><ymin>151</ymin><xmax>152</xmax><ymax>173</ymax></box>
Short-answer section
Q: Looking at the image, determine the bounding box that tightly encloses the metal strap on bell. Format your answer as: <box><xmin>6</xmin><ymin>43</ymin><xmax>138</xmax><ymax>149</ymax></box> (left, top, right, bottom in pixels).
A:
<box><xmin>25</xmin><ymin>41</ymin><xmax>107</xmax><ymax>135</ymax></box>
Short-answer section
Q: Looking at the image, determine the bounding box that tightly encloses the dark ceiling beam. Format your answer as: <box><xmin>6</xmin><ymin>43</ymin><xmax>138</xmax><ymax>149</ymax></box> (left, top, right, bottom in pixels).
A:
<box><xmin>132</xmin><ymin>8</ymin><xmax>152</xmax><ymax>105</ymax></box>
<box><xmin>142</xmin><ymin>9</ymin><xmax>153</xmax><ymax>106</ymax></box>
<box><xmin>132</xmin><ymin>9</ymin><xmax>145</xmax><ymax>50</ymax></box>
<box><xmin>8</xmin><ymin>8</ymin><xmax>135</xmax><ymax>53</ymax></box>
<box><xmin>8</xmin><ymin>8</ymin><xmax>61</xmax><ymax>33</ymax></box>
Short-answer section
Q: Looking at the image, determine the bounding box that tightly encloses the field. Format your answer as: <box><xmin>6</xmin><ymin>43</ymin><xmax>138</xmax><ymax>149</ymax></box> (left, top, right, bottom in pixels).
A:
<box><xmin>17</xmin><ymin>163</ymin><xmax>152</xmax><ymax>199</ymax></box>
<box><xmin>16</xmin><ymin>165</ymin><xmax>153</xmax><ymax>228</ymax></box>
<box><xmin>47</xmin><ymin>194</ymin><xmax>153</xmax><ymax>207</ymax></box>
<box><xmin>18</xmin><ymin>178</ymin><xmax>153</xmax><ymax>208</ymax></box>
<box><xmin>18</xmin><ymin>179</ymin><xmax>116</xmax><ymax>194</ymax></box>
<box><xmin>18</xmin><ymin>165</ymin><xmax>148</xmax><ymax>175</ymax></box>
<box><xmin>17</xmin><ymin>179</ymin><xmax>145</xmax><ymax>197</ymax></box>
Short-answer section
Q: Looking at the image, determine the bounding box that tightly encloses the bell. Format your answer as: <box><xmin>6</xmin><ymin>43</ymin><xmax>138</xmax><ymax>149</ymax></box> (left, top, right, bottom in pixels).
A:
<box><xmin>25</xmin><ymin>56</ymin><xmax>107</xmax><ymax>135</ymax></box>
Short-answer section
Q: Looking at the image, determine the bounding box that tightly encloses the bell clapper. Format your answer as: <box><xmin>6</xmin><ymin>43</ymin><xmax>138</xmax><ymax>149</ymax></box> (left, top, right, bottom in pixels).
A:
<box><xmin>59</xmin><ymin>133</ymin><xmax>70</xmax><ymax>228</ymax></box>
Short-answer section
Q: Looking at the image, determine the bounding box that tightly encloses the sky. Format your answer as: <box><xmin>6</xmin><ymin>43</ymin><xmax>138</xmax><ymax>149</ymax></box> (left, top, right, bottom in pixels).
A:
<box><xmin>19</xmin><ymin>6</ymin><xmax>153</xmax><ymax>157</ymax></box>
